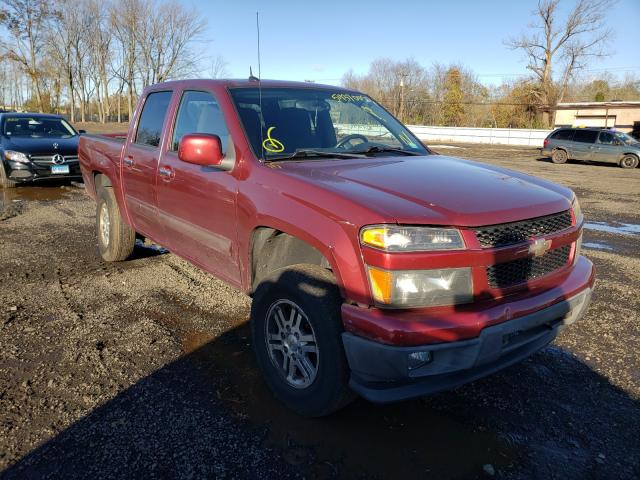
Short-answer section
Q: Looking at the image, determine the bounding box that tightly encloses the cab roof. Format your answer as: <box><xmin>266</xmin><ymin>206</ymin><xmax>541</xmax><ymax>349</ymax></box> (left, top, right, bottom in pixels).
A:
<box><xmin>145</xmin><ymin>78</ymin><xmax>352</xmax><ymax>92</ymax></box>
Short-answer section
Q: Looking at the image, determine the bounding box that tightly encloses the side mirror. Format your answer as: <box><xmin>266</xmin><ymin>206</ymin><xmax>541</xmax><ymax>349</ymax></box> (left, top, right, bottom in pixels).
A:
<box><xmin>78</xmin><ymin>129</ymin><xmax>87</xmax><ymax>134</ymax></box>
<box><xmin>178</xmin><ymin>133</ymin><xmax>224</xmax><ymax>167</ymax></box>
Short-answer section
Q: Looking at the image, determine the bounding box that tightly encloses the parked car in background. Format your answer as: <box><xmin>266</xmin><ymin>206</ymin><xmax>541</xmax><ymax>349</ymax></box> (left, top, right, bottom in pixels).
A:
<box><xmin>79</xmin><ymin>79</ymin><xmax>594</xmax><ymax>416</ymax></box>
<box><xmin>0</xmin><ymin>113</ymin><xmax>84</xmax><ymax>188</ymax></box>
<box><xmin>542</xmin><ymin>127</ymin><xmax>640</xmax><ymax>168</ymax></box>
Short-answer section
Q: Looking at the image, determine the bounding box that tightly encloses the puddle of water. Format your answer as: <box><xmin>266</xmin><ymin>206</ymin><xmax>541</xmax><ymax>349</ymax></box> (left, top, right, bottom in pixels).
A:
<box><xmin>189</xmin><ymin>323</ymin><xmax>519</xmax><ymax>479</ymax></box>
<box><xmin>582</xmin><ymin>242</ymin><xmax>614</xmax><ymax>251</ymax></box>
<box><xmin>584</xmin><ymin>221</ymin><xmax>640</xmax><ymax>236</ymax></box>
<box><xmin>0</xmin><ymin>185</ymin><xmax>81</xmax><ymax>216</ymax></box>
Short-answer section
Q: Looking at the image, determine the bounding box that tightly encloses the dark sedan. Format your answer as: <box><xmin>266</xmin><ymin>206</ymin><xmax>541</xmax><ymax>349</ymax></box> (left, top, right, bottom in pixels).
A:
<box><xmin>0</xmin><ymin>113</ymin><xmax>84</xmax><ymax>188</ymax></box>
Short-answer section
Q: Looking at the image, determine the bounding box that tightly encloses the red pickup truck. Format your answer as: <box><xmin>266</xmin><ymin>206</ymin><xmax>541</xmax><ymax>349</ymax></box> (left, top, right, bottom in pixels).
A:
<box><xmin>79</xmin><ymin>79</ymin><xmax>594</xmax><ymax>416</ymax></box>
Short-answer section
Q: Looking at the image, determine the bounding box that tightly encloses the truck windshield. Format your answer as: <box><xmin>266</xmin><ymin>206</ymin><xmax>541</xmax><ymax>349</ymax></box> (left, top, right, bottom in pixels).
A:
<box><xmin>229</xmin><ymin>87</ymin><xmax>428</xmax><ymax>160</ymax></box>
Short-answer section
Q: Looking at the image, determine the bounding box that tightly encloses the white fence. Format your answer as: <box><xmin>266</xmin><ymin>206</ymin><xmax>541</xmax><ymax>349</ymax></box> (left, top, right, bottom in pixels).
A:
<box><xmin>407</xmin><ymin>125</ymin><xmax>553</xmax><ymax>147</ymax></box>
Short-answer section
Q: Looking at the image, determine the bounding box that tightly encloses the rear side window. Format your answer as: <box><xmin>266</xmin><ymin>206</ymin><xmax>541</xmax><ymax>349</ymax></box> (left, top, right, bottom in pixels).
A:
<box><xmin>171</xmin><ymin>90</ymin><xmax>229</xmax><ymax>151</ymax></box>
<box><xmin>135</xmin><ymin>91</ymin><xmax>173</xmax><ymax>147</ymax></box>
<box><xmin>551</xmin><ymin>129</ymin><xmax>574</xmax><ymax>141</ymax></box>
<box><xmin>573</xmin><ymin>130</ymin><xmax>598</xmax><ymax>143</ymax></box>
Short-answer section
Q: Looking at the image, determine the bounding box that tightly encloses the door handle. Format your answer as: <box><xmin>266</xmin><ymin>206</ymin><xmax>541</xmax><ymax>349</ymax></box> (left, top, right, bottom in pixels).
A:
<box><xmin>123</xmin><ymin>156</ymin><xmax>134</xmax><ymax>167</ymax></box>
<box><xmin>158</xmin><ymin>166</ymin><xmax>175</xmax><ymax>181</ymax></box>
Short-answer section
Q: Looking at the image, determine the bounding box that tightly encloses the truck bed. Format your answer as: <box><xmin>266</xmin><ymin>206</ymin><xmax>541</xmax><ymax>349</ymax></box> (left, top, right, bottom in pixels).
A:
<box><xmin>78</xmin><ymin>133</ymin><xmax>127</xmax><ymax>200</ymax></box>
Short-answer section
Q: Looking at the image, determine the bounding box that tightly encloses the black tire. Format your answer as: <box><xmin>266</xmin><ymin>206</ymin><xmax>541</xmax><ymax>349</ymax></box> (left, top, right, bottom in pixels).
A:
<box><xmin>0</xmin><ymin>162</ymin><xmax>17</xmax><ymax>188</ymax></box>
<box><xmin>96</xmin><ymin>187</ymin><xmax>135</xmax><ymax>262</ymax></box>
<box><xmin>551</xmin><ymin>149</ymin><xmax>568</xmax><ymax>164</ymax></box>
<box><xmin>251</xmin><ymin>264</ymin><xmax>355</xmax><ymax>417</ymax></box>
<box><xmin>619</xmin><ymin>154</ymin><xmax>639</xmax><ymax>169</ymax></box>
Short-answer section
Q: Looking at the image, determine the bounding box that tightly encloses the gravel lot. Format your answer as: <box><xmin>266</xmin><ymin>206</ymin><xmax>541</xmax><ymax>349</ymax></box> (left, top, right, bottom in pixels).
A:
<box><xmin>1</xmin><ymin>143</ymin><xmax>638</xmax><ymax>479</ymax></box>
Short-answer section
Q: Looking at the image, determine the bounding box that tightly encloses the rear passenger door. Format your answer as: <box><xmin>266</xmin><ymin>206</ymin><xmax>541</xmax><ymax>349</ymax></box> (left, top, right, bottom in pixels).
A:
<box><xmin>571</xmin><ymin>130</ymin><xmax>598</xmax><ymax>161</ymax></box>
<box><xmin>122</xmin><ymin>90</ymin><xmax>173</xmax><ymax>241</ymax></box>
<box><xmin>155</xmin><ymin>90</ymin><xmax>241</xmax><ymax>286</ymax></box>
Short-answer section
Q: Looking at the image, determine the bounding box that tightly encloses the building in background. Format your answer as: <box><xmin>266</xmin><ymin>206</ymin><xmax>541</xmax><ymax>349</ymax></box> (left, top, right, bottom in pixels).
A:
<box><xmin>554</xmin><ymin>101</ymin><xmax>640</xmax><ymax>138</ymax></box>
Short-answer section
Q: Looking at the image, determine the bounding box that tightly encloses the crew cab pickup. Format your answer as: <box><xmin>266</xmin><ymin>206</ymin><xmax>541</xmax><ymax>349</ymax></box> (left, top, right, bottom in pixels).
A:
<box><xmin>79</xmin><ymin>79</ymin><xmax>594</xmax><ymax>416</ymax></box>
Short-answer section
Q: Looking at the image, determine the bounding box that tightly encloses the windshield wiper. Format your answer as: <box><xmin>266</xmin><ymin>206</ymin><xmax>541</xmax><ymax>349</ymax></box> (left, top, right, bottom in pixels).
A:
<box><xmin>264</xmin><ymin>149</ymin><xmax>365</xmax><ymax>162</ymax></box>
<box><xmin>351</xmin><ymin>146</ymin><xmax>423</xmax><ymax>156</ymax></box>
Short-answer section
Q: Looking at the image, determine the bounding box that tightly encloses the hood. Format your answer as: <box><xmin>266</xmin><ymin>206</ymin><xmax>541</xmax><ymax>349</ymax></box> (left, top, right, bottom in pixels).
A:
<box><xmin>2</xmin><ymin>135</ymin><xmax>79</xmax><ymax>156</ymax></box>
<box><xmin>278</xmin><ymin>155</ymin><xmax>573</xmax><ymax>227</ymax></box>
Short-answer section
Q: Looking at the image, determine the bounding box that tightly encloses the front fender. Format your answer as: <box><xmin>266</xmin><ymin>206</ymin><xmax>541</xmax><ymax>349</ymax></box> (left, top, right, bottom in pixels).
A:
<box><xmin>238</xmin><ymin>203</ymin><xmax>370</xmax><ymax>305</ymax></box>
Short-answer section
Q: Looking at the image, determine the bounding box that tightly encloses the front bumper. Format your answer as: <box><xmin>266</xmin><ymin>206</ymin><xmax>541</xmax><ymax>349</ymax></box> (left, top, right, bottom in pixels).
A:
<box><xmin>4</xmin><ymin>159</ymin><xmax>82</xmax><ymax>182</ymax></box>
<box><xmin>341</xmin><ymin>256</ymin><xmax>594</xmax><ymax>403</ymax></box>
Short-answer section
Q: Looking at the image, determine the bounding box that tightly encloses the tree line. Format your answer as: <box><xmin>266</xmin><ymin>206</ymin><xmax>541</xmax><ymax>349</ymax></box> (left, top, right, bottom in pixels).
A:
<box><xmin>0</xmin><ymin>0</ymin><xmax>205</xmax><ymax>122</ymax></box>
<box><xmin>343</xmin><ymin>58</ymin><xmax>640</xmax><ymax>129</ymax></box>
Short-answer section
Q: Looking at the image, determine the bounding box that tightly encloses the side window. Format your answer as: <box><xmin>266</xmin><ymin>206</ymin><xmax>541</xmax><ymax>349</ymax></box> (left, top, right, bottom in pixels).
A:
<box><xmin>598</xmin><ymin>131</ymin><xmax>614</xmax><ymax>144</ymax></box>
<box><xmin>573</xmin><ymin>130</ymin><xmax>598</xmax><ymax>143</ymax></box>
<box><xmin>135</xmin><ymin>91</ymin><xmax>173</xmax><ymax>147</ymax></box>
<box><xmin>552</xmin><ymin>129</ymin><xmax>574</xmax><ymax>141</ymax></box>
<box><xmin>171</xmin><ymin>91</ymin><xmax>230</xmax><ymax>152</ymax></box>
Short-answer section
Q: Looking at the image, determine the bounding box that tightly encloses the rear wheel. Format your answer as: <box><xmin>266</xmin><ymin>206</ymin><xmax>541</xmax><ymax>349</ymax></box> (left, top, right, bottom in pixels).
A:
<box><xmin>251</xmin><ymin>264</ymin><xmax>354</xmax><ymax>416</ymax></box>
<box><xmin>0</xmin><ymin>162</ymin><xmax>17</xmax><ymax>188</ymax></box>
<box><xmin>619</xmin><ymin>154</ymin><xmax>639</xmax><ymax>169</ymax></box>
<box><xmin>96</xmin><ymin>187</ymin><xmax>135</xmax><ymax>261</ymax></box>
<box><xmin>551</xmin><ymin>149</ymin><xmax>568</xmax><ymax>164</ymax></box>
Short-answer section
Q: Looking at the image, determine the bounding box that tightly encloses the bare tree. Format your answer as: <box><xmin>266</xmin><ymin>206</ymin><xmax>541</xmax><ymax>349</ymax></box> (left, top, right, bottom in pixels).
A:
<box><xmin>86</xmin><ymin>0</ymin><xmax>112</xmax><ymax>122</ymax></box>
<box><xmin>49</xmin><ymin>0</ymin><xmax>81</xmax><ymax>121</ymax></box>
<box><xmin>210</xmin><ymin>54</ymin><xmax>229</xmax><ymax>79</ymax></box>
<box><xmin>506</xmin><ymin>0</ymin><xmax>612</xmax><ymax>126</ymax></box>
<box><xmin>135</xmin><ymin>0</ymin><xmax>205</xmax><ymax>86</ymax></box>
<box><xmin>110</xmin><ymin>0</ymin><xmax>142</xmax><ymax>120</ymax></box>
<box><xmin>0</xmin><ymin>0</ymin><xmax>54</xmax><ymax>112</ymax></box>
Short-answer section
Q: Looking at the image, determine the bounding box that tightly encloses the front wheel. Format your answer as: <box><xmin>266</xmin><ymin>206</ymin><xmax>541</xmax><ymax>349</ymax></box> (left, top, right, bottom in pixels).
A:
<box><xmin>96</xmin><ymin>187</ymin><xmax>135</xmax><ymax>261</ymax></box>
<box><xmin>619</xmin><ymin>154</ymin><xmax>639</xmax><ymax>169</ymax></box>
<box><xmin>251</xmin><ymin>264</ymin><xmax>354</xmax><ymax>416</ymax></box>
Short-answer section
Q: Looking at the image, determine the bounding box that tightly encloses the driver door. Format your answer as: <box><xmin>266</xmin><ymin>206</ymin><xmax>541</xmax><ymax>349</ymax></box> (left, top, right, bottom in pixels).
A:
<box><xmin>592</xmin><ymin>131</ymin><xmax>619</xmax><ymax>164</ymax></box>
<box><xmin>155</xmin><ymin>90</ymin><xmax>241</xmax><ymax>287</ymax></box>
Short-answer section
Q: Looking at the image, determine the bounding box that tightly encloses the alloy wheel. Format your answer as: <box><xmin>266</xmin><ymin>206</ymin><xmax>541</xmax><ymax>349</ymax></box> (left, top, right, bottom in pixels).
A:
<box><xmin>264</xmin><ymin>299</ymin><xmax>319</xmax><ymax>389</ymax></box>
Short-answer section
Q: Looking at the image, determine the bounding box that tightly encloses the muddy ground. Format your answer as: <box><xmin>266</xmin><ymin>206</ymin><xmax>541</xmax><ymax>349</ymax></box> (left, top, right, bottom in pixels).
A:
<box><xmin>0</xmin><ymin>143</ymin><xmax>638</xmax><ymax>479</ymax></box>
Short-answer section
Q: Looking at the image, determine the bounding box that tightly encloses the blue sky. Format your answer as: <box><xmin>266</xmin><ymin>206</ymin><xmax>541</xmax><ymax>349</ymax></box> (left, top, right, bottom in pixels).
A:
<box><xmin>185</xmin><ymin>0</ymin><xmax>640</xmax><ymax>86</ymax></box>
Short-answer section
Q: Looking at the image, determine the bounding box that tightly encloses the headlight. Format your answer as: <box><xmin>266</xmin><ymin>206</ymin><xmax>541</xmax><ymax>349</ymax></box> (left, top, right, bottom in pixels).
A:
<box><xmin>4</xmin><ymin>150</ymin><xmax>30</xmax><ymax>163</ymax></box>
<box><xmin>367</xmin><ymin>266</ymin><xmax>472</xmax><ymax>308</ymax></box>
<box><xmin>571</xmin><ymin>193</ymin><xmax>583</xmax><ymax>225</ymax></box>
<box><xmin>360</xmin><ymin>225</ymin><xmax>465</xmax><ymax>252</ymax></box>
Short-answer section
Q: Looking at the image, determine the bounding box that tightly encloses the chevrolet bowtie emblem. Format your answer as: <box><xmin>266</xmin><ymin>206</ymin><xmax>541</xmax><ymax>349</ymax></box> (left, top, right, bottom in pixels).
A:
<box><xmin>529</xmin><ymin>238</ymin><xmax>552</xmax><ymax>257</ymax></box>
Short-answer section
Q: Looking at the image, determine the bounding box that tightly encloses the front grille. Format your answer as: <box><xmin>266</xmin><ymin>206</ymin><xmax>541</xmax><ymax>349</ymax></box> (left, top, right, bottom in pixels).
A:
<box><xmin>30</xmin><ymin>155</ymin><xmax>79</xmax><ymax>165</ymax></box>
<box><xmin>475</xmin><ymin>211</ymin><xmax>572</xmax><ymax>248</ymax></box>
<box><xmin>486</xmin><ymin>245</ymin><xmax>571</xmax><ymax>289</ymax></box>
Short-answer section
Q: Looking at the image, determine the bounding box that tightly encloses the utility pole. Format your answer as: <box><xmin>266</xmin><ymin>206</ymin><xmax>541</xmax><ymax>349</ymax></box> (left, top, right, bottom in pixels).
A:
<box><xmin>399</xmin><ymin>72</ymin><xmax>407</xmax><ymax>123</ymax></box>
